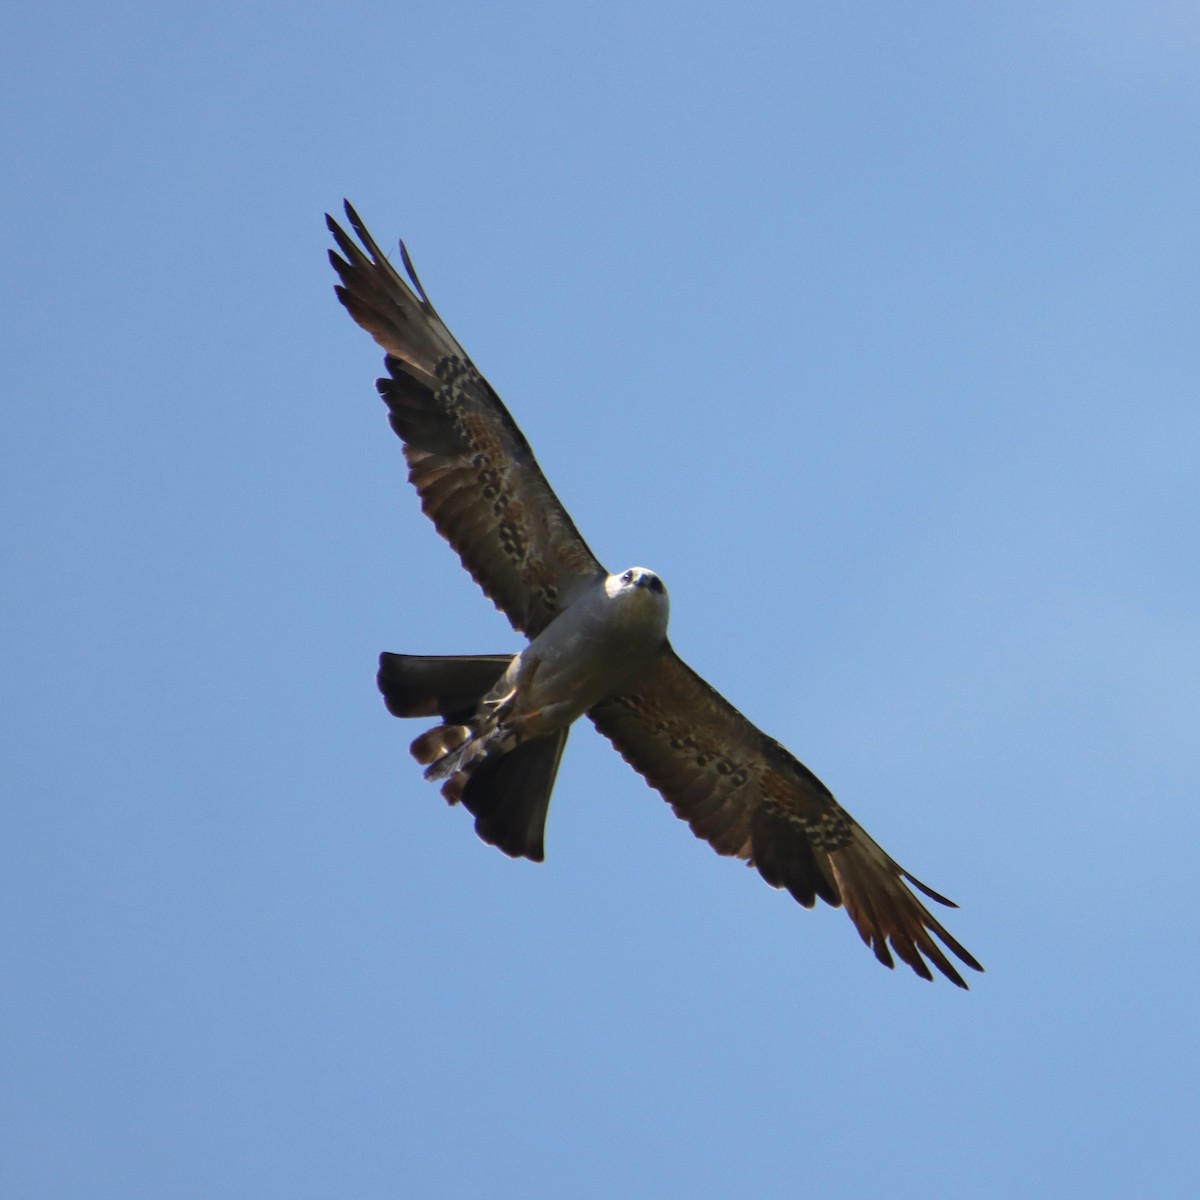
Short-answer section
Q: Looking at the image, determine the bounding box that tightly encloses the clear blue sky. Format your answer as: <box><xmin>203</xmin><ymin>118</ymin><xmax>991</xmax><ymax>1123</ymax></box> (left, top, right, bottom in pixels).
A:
<box><xmin>3</xmin><ymin>3</ymin><xmax>1197</xmax><ymax>1196</ymax></box>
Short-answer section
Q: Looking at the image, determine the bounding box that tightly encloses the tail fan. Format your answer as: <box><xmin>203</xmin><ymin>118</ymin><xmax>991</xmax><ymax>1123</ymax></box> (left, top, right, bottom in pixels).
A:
<box><xmin>456</xmin><ymin>730</ymin><xmax>569</xmax><ymax>862</ymax></box>
<box><xmin>377</xmin><ymin>651</ymin><xmax>567</xmax><ymax>860</ymax></box>
<box><xmin>377</xmin><ymin>652</ymin><xmax>512</xmax><ymax>722</ymax></box>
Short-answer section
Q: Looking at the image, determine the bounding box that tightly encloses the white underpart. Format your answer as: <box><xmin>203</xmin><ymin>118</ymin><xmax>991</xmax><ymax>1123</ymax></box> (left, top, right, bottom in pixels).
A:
<box><xmin>493</xmin><ymin>567</ymin><xmax>669</xmax><ymax>739</ymax></box>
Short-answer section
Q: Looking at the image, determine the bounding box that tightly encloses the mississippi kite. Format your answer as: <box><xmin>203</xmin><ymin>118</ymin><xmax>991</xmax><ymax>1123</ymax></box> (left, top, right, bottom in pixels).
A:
<box><xmin>327</xmin><ymin>202</ymin><xmax>983</xmax><ymax>988</ymax></box>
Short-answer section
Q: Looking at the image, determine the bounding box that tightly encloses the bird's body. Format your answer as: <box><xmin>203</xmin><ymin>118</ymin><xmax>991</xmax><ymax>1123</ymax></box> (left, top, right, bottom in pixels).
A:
<box><xmin>491</xmin><ymin>565</ymin><xmax>671</xmax><ymax>739</ymax></box>
<box><xmin>328</xmin><ymin>202</ymin><xmax>984</xmax><ymax>987</ymax></box>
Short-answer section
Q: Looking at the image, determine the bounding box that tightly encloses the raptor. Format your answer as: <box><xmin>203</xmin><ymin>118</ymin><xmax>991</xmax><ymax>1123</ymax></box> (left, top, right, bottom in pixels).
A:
<box><xmin>328</xmin><ymin>202</ymin><xmax>983</xmax><ymax>987</ymax></box>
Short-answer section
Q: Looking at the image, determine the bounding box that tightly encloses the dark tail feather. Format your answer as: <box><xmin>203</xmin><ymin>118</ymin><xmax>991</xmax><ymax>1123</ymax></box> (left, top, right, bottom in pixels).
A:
<box><xmin>457</xmin><ymin>730</ymin><xmax>569</xmax><ymax>862</ymax></box>
<box><xmin>377</xmin><ymin>651</ymin><xmax>564</xmax><ymax>861</ymax></box>
<box><xmin>376</xmin><ymin>652</ymin><xmax>513</xmax><ymax>722</ymax></box>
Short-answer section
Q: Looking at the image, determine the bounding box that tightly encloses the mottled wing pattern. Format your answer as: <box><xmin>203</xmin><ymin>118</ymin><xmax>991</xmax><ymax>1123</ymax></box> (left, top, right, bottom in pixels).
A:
<box><xmin>589</xmin><ymin>646</ymin><xmax>984</xmax><ymax>987</ymax></box>
<box><xmin>327</xmin><ymin>202</ymin><xmax>606</xmax><ymax>636</ymax></box>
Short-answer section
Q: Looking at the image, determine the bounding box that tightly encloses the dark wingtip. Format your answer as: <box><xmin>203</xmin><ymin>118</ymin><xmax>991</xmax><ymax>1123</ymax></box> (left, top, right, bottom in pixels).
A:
<box><xmin>959</xmin><ymin>950</ymin><xmax>986</xmax><ymax>976</ymax></box>
<box><xmin>343</xmin><ymin>199</ymin><xmax>370</xmax><ymax>244</ymax></box>
<box><xmin>901</xmin><ymin>868</ymin><xmax>959</xmax><ymax>909</ymax></box>
<box><xmin>941</xmin><ymin>950</ymin><xmax>972</xmax><ymax>989</ymax></box>
<box><xmin>398</xmin><ymin>239</ymin><xmax>429</xmax><ymax>302</ymax></box>
<box><xmin>929</xmin><ymin>928</ymin><xmax>984</xmax><ymax>983</ymax></box>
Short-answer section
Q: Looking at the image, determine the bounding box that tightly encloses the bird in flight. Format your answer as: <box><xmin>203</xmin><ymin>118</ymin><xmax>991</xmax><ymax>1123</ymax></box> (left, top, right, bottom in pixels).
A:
<box><xmin>327</xmin><ymin>202</ymin><xmax>983</xmax><ymax>988</ymax></box>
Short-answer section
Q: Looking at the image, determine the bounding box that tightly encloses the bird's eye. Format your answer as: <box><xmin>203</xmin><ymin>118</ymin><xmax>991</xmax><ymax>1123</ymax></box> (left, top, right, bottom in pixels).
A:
<box><xmin>622</xmin><ymin>570</ymin><xmax>633</xmax><ymax>583</ymax></box>
<box><xmin>649</xmin><ymin>576</ymin><xmax>664</xmax><ymax>594</ymax></box>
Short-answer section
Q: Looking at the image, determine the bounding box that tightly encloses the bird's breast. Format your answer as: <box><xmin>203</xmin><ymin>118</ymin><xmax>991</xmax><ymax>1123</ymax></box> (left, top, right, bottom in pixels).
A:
<box><xmin>515</xmin><ymin>584</ymin><xmax>668</xmax><ymax>722</ymax></box>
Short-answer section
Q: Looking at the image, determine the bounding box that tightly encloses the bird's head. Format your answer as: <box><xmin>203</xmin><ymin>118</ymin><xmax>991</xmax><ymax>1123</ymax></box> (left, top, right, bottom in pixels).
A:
<box><xmin>605</xmin><ymin>564</ymin><xmax>663</xmax><ymax>606</ymax></box>
<box><xmin>609</xmin><ymin>566</ymin><xmax>666</xmax><ymax>596</ymax></box>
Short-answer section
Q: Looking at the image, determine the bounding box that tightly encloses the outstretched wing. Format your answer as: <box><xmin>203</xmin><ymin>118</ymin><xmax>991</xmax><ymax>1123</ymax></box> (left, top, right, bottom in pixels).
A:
<box><xmin>589</xmin><ymin>646</ymin><xmax>983</xmax><ymax>988</ymax></box>
<box><xmin>328</xmin><ymin>202</ymin><xmax>606</xmax><ymax>637</ymax></box>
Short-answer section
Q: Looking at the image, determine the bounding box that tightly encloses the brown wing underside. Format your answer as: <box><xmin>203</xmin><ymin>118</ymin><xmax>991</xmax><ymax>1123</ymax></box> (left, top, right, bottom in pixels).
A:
<box><xmin>327</xmin><ymin>202</ymin><xmax>605</xmax><ymax>637</ymax></box>
<box><xmin>589</xmin><ymin>645</ymin><xmax>984</xmax><ymax>988</ymax></box>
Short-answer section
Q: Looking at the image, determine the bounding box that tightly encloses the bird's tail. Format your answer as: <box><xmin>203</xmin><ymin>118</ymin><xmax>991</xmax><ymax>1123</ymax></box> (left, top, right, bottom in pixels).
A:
<box><xmin>377</xmin><ymin>652</ymin><xmax>569</xmax><ymax>862</ymax></box>
<box><xmin>377</xmin><ymin>651</ymin><xmax>513</xmax><ymax>722</ymax></box>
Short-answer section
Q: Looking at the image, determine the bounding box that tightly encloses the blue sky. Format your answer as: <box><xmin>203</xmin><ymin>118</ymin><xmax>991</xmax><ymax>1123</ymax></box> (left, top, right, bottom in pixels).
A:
<box><xmin>3</xmin><ymin>2</ymin><xmax>1198</xmax><ymax>1196</ymax></box>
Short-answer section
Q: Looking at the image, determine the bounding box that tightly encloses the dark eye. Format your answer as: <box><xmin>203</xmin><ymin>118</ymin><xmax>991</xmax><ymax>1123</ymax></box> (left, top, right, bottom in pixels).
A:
<box><xmin>649</xmin><ymin>576</ymin><xmax>664</xmax><ymax>594</ymax></box>
<box><xmin>622</xmin><ymin>570</ymin><xmax>633</xmax><ymax>583</ymax></box>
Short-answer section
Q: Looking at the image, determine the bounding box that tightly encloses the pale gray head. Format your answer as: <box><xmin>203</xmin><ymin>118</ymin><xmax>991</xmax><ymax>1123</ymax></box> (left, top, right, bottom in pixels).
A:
<box><xmin>605</xmin><ymin>566</ymin><xmax>668</xmax><ymax>604</ymax></box>
<box><xmin>604</xmin><ymin>566</ymin><xmax>670</xmax><ymax>640</ymax></box>
<box><xmin>614</xmin><ymin>566</ymin><xmax>665</xmax><ymax>594</ymax></box>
